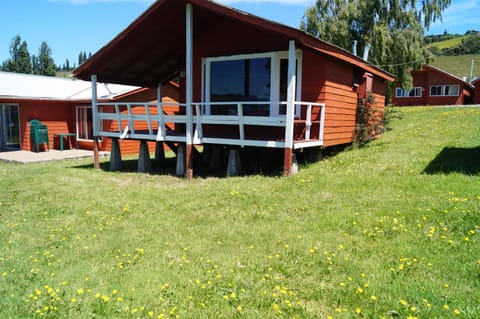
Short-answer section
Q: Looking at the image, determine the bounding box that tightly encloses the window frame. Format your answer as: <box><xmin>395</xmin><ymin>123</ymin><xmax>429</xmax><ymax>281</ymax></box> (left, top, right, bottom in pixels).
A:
<box><xmin>429</xmin><ymin>84</ymin><xmax>460</xmax><ymax>97</ymax></box>
<box><xmin>395</xmin><ymin>87</ymin><xmax>422</xmax><ymax>98</ymax></box>
<box><xmin>202</xmin><ymin>50</ymin><xmax>302</xmax><ymax>117</ymax></box>
<box><xmin>76</xmin><ymin>105</ymin><xmax>102</xmax><ymax>142</ymax></box>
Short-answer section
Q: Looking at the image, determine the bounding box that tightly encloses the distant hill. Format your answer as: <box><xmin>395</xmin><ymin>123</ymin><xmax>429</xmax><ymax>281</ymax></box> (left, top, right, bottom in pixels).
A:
<box><xmin>424</xmin><ymin>31</ymin><xmax>480</xmax><ymax>81</ymax></box>
<box><xmin>426</xmin><ymin>31</ymin><xmax>480</xmax><ymax>56</ymax></box>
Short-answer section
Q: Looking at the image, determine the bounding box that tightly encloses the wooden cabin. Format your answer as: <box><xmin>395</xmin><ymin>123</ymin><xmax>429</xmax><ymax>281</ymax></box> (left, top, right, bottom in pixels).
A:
<box><xmin>392</xmin><ymin>64</ymin><xmax>474</xmax><ymax>106</ymax></box>
<box><xmin>473</xmin><ymin>79</ymin><xmax>480</xmax><ymax>104</ymax></box>
<box><xmin>73</xmin><ymin>0</ymin><xmax>394</xmax><ymax>177</ymax></box>
<box><xmin>0</xmin><ymin>71</ymin><xmax>178</xmax><ymax>154</ymax></box>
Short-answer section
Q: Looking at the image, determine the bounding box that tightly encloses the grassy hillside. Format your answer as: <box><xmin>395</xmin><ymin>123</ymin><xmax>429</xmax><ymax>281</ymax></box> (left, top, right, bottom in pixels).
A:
<box><xmin>427</xmin><ymin>35</ymin><xmax>470</xmax><ymax>50</ymax></box>
<box><xmin>429</xmin><ymin>54</ymin><xmax>480</xmax><ymax>80</ymax></box>
<box><xmin>1</xmin><ymin>106</ymin><xmax>479</xmax><ymax>318</ymax></box>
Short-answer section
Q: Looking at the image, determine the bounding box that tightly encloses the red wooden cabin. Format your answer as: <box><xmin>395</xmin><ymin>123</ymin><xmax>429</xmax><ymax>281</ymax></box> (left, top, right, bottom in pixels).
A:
<box><xmin>73</xmin><ymin>0</ymin><xmax>394</xmax><ymax>177</ymax></box>
<box><xmin>392</xmin><ymin>64</ymin><xmax>474</xmax><ymax>106</ymax></box>
<box><xmin>473</xmin><ymin>79</ymin><xmax>480</xmax><ymax>104</ymax></box>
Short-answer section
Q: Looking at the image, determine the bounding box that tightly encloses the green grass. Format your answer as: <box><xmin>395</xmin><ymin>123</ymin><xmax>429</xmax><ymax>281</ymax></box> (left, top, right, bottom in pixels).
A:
<box><xmin>430</xmin><ymin>54</ymin><xmax>480</xmax><ymax>80</ymax></box>
<box><xmin>1</xmin><ymin>106</ymin><xmax>479</xmax><ymax>318</ymax></box>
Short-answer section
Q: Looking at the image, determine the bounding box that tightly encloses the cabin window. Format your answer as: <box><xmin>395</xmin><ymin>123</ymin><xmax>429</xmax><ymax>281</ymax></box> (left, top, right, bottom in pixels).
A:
<box><xmin>429</xmin><ymin>85</ymin><xmax>459</xmax><ymax>96</ymax></box>
<box><xmin>203</xmin><ymin>51</ymin><xmax>302</xmax><ymax>117</ymax></box>
<box><xmin>395</xmin><ymin>87</ymin><xmax>422</xmax><ymax>97</ymax></box>
<box><xmin>76</xmin><ymin>106</ymin><xmax>102</xmax><ymax>141</ymax></box>
<box><xmin>210</xmin><ymin>57</ymin><xmax>271</xmax><ymax>115</ymax></box>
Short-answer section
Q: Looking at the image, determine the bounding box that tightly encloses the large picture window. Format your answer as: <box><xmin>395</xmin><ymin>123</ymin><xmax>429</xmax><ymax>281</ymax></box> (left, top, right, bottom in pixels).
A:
<box><xmin>203</xmin><ymin>51</ymin><xmax>302</xmax><ymax>117</ymax></box>
<box><xmin>429</xmin><ymin>85</ymin><xmax>459</xmax><ymax>96</ymax></box>
<box><xmin>395</xmin><ymin>87</ymin><xmax>422</xmax><ymax>98</ymax></box>
<box><xmin>210</xmin><ymin>57</ymin><xmax>271</xmax><ymax>115</ymax></box>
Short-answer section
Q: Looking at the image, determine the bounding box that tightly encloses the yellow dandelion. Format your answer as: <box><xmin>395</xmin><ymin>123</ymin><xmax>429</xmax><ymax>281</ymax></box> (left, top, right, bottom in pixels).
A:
<box><xmin>355</xmin><ymin>307</ymin><xmax>362</xmax><ymax>314</ymax></box>
<box><xmin>454</xmin><ymin>309</ymin><xmax>461</xmax><ymax>315</ymax></box>
<box><xmin>236</xmin><ymin>305</ymin><xmax>242</xmax><ymax>312</ymax></box>
<box><xmin>371</xmin><ymin>295</ymin><xmax>377</xmax><ymax>301</ymax></box>
<box><xmin>77</xmin><ymin>288</ymin><xmax>84</xmax><ymax>295</ymax></box>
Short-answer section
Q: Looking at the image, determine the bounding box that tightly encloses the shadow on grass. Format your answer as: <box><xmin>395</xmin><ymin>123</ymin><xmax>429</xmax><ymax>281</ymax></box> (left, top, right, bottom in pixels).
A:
<box><xmin>72</xmin><ymin>153</ymin><xmax>285</xmax><ymax>178</ymax></box>
<box><xmin>423</xmin><ymin>146</ymin><xmax>480</xmax><ymax>175</ymax></box>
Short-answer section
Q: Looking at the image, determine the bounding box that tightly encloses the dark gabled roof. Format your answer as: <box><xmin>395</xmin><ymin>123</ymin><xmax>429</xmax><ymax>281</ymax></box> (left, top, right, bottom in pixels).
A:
<box><xmin>73</xmin><ymin>0</ymin><xmax>394</xmax><ymax>87</ymax></box>
<box><xmin>422</xmin><ymin>64</ymin><xmax>475</xmax><ymax>90</ymax></box>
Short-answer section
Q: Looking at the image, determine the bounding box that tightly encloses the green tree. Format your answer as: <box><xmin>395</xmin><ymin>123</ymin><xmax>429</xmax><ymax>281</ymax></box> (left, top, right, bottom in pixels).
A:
<box><xmin>37</xmin><ymin>41</ymin><xmax>56</xmax><ymax>76</ymax></box>
<box><xmin>3</xmin><ymin>35</ymin><xmax>32</xmax><ymax>74</ymax></box>
<box><xmin>31</xmin><ymin>54</ymin><xmax>40</xmax><ymax>74</ymax></box>
<box><xmin>300</xmin><ymin>0</ymin><xmax>451</xmax><ymax>87</ymax></box>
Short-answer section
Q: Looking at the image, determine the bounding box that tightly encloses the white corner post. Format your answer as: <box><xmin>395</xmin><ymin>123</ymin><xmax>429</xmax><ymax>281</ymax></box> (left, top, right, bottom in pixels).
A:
<box><xmin>283</xmin><ymin>40</ymin><xmax>297</xmax><ymax>176</ymax></box>
<box><xmin>185</xmin><ymin>3</ymin><xmax>194</xmax><ymax>179</ymax></box>
<box><xmin>91</xmin><ymin>74</ymin><xmax>100</xmax><ymax>169</ymax></box>
<box><xmin>155</xmin><ymin>83</ymin><xmax>166</xmax><ymax>164</ymax></box>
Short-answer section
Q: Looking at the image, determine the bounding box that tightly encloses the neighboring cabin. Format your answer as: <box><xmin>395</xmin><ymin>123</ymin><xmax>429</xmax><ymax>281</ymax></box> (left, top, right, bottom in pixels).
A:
<box><xmin>73</xmin><ymin>0</ymin><xmax>395</xmax><ymax>177</ymax></box>
<box><xmin>0</xmin><ymin>71</ymin><xmax>178</xmax><ymax>153</ymax></box>
<box><xmin>473</xmin><ymin>78</ymin><xmax>480</xmax><ymax>104</ymax></box>
<box><xmin>392</xmin><ymin>64</ymin><xmax>474</xmax><ymax>106</ymax></box>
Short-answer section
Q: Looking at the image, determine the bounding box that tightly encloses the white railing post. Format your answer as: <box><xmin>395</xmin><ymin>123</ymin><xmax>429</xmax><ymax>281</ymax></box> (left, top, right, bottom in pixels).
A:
<box><xmin>306</xmin><ymin>103</ymin><xmax>312</xmax><ymax>141</ymax></box>
<box><xmin>91</xmin><ymin>74</ymin><xmax>100</xmax><ymax>169</ymax></box>
<box><xmin>284</xmin><ymin>40</ymin><xmax>297</xmax><ymax>176</ymax></box>
<box><xmin>319</xmin><ymin>104</ymin><xmax>326</xmax><ymax>144</ymax></box>
<box><xmin>145</xmin><ymin>103</ymin><xmax>153</xmax><ymax>135</ymax></box>
<box><xmin>91</xmin><ymin>75</ymin><xmax>99</xmax><ymax>136</ymax></box>
<box><xmin>237</xmin><ymin>103</ymin><xmax>245</xmax><ymax>146</ymax></box>
<box><xmin>156</xmin><ymin>84</ymin><xmax>165</xmax><ymax>140</ymax></box>
<box><xmin>185</xmin><ymin>3</ymin><xmax>194</xmax><ymax>179</ymax></box>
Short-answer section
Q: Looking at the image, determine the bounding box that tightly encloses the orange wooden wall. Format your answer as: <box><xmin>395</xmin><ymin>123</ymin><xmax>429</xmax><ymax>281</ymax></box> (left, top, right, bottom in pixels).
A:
<box><xmin>14</xmin><ymin>100</ymin><xmax>76</xmax><ymax>152</ymax></box>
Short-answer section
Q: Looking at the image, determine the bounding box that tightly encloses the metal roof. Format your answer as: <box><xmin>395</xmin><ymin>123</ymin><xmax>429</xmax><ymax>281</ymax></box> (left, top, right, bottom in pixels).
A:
<box><xmin>73</xmin><ymin>0</ymin><xmax>395</xmax><ymax>87</ymax></box>
<box><xmin>0</xmin><ymin>71</ymin><xmax>139</xmax><ymax>101</ymax></box>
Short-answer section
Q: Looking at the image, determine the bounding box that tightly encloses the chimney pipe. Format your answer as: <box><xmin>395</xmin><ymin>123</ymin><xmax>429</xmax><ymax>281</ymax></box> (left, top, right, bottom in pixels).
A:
<box><xmin>352</xmin><ymin>40</ymin><xmax>358</xmax><ymax>56</ymax></box>
<box><xmin>363</xmin><ymin>43</ymin><xmax>371</xmax><ymax>61</ymax></box>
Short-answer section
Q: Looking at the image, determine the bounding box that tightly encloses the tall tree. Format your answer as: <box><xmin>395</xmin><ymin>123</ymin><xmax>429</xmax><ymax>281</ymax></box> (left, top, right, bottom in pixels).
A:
<box><xmin>31</xmin><ymin>54</ymin><xmax>40</xmax><ymax>74</ymax></box>
<box><xmin>300</xmin><ymin>0</ymin><xmax>451</xmax><ymax>87</ymax></box>
<box><xmin>3</xmin><ymin>35</ymin><xmax>32</xmax><ymax>74</ymax></box>
<box><xmin>37</xmin><ymin>41</ymin><xmax>56</xmax><ymax>76</ymax></box>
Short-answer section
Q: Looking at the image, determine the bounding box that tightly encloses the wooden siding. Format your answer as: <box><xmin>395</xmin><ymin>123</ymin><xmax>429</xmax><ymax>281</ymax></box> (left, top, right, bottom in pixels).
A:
<box><xmin>16</xmin><ymin>100</ymin><xmax>76</xmax><ymax>151</ymax></box>
<box><xmin>302</xmin><ymin>51</ymin><xmax>360</xmax><ymax>147</ymax></box>
<box><xmin>474</xmin><ymin>80</ymin><xmax>480</xmax><ymax>104</ymax></box>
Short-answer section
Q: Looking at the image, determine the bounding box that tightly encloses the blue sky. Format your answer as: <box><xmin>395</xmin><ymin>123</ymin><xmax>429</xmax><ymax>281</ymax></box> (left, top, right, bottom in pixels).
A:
<box><xmin>1</xmin><ymin>0</ymin><xmax>479</xmax><ymax>68</ymax></box>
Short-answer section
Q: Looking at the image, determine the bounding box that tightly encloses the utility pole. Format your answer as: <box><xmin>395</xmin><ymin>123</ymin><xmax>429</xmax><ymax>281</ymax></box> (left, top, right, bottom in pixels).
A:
<box><xmin>470</xmin><ymin>59</ymin><xmax>474</xmax><ymax>82</ymax></box>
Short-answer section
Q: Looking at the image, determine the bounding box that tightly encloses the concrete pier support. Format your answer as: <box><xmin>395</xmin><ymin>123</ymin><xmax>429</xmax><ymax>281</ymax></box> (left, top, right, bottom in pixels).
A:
<box><xmin>155</xmin><ymin>141</ymin><xmax>166</xmax><ymax>165</ymax></box>
<box><xmin>226</xmin><ymin>148</ymin><xmax>241</xmax><ymax>177</ymax></box>
<box><xmin>176</xmin><ymin>144</ymin><xmax>186</xmax><ymax>177</ymax></box>
<box><xmin>109</xmin><ymin>138</ymin><xmax>122</xmax><ymax>171</ymax></box>
<box><xmin>291</xmin><ymin>153</ymin><xmax>298</xmax><ymax>175</ymax></box>
<box><xmin>209</xmin><ymin>146</ymin><xmax>224</xmax><ymax>170</ymax></box>
<box><xmin>137</xmin><ymin>141</ymin><xmax>152</xmax><ymax>173</ymax></box>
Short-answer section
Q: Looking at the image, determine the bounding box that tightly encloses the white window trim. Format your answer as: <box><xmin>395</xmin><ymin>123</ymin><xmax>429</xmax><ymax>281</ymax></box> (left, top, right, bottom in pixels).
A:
<box><xmin>202</xmin><ymin>50</ymin><xmax>302</xmax><ymax>117</ymax></box>
<box><xmin>395</xmin><ymin>87</ymin><xmax>422</xmax><ymax>98</ymax></box>
<box><xmin>76</xmin><ymin>105</ymin><xmax>102</xmax><ymax>142</ymax></box>
<box><xmin>429</xmin><ymin>84</ymin><xmax>460</xmax><ymax>97</ymax></box>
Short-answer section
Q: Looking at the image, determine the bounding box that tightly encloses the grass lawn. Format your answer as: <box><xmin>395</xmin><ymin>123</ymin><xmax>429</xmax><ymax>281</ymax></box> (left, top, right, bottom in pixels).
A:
<box><xmin>1</xmin><ymin>106</ymin><xmax>479</xmax><ymax>319</ymax></box>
